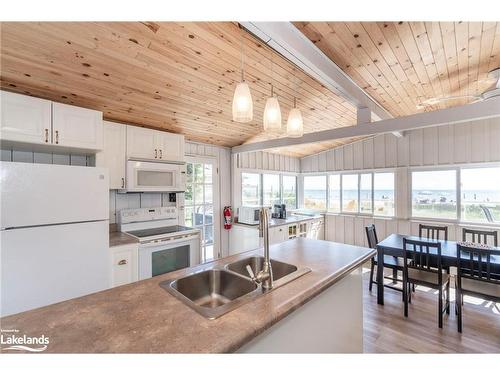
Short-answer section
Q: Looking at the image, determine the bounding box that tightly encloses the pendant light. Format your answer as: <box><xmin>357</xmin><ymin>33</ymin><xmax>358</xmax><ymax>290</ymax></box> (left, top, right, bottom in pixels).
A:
<box><xmin>287</xmin><ymin>97</ymin><xmax>304</xmax><ymax>138</ymax></box>
<box><xmin>263</xmin><ymin>52</ymin><xmax>281</xmax><ymax>131</ymax></box>
<box><xmin>232</xmin><ymin>28</ymin><xmax>253</xmax><ymax>123</ymax></box>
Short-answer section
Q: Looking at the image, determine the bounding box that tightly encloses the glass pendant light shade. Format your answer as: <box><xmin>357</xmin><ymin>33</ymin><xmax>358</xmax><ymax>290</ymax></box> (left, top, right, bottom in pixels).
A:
<box><xmin>286</xmin><ymin>100</ymin><xmax>303</xmax><ymax>138</ymax></box>
<box><xmin>232</xmin><ymin>82</ymin><xmax>253</xmax><ymax>123</ymax></box>
<box><xmin>263</xmin><ymin>95</ymin><xmax>282</xmax><ymax>131</ymax></box>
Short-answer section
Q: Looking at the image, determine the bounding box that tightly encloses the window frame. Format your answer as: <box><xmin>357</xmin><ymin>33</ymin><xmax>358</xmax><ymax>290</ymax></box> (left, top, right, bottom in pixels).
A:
<box><xmin>240</xmin><ymin>170</ymin><xmax>298</xmax><ymax>209</ymax></box>
<box><xmin>409</xmin><ymin>166</ymin><xmax>459</xmax><ymax>222</ymax></box>
<box><xmin>302</xmin><ymin>168</ymin><xmax>396</xmax><ymax>218</ymax></box>
<box><xmin>241</xmin><ymin>172</ymin><xmax>261</xmax><ymax>207</ymax></box>
<box><xmin>409</xmin><ymin>163</ymin><xmax>500</xmax><ymax>225</ymax></box>
<box><xmin>303</xmin><ymin>174</ymin><xmax>328</xmax><ymax>211</ymax></box>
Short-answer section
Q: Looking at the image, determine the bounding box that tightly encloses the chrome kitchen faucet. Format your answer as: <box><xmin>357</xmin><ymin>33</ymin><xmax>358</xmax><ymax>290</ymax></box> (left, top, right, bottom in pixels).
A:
<box><xmin>246</xmin><ymin>208</ymin><xmax>273</xmax><ymax>290</ymax></box>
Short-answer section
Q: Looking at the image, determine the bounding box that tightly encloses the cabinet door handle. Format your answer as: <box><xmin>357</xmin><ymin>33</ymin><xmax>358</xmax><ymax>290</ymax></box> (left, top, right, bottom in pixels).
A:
<box><xmin>118</xmin><ymin>259</ymin><xmax>127</xmax><ymax>265</ymax></box>
<box><xmin>121</xmin><ymin>177</ymin><xmax>125</xmax><ymax>188</ymax></box>
<box><xmin>159</xmin><ymin>149</ymin><xmax>162</xmax><ymax>159</ymax></box>
<box><xmin>154</xmin><ymin>149</ymin><xmax>158</xmax><ymax>158</ymax></box>
<box><xmin>55</xmin><ymin>130</ymin><xmax>59</xmax><ymax>144</ymax></box>
<box><xmin>44</xmin><ymin>129</ymin><xmax>49</xmax><ymax>143</ymax></box>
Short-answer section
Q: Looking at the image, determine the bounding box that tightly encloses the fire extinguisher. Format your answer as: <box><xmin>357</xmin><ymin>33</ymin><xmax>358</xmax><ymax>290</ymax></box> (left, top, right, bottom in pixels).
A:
<box><xmin>223</xmin><ymin>206</ymin><xmax>232</xmax><ymax>230</ymax></box>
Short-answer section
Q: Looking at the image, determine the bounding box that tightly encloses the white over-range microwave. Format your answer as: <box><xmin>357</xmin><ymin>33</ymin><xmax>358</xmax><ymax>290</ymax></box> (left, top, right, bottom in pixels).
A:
<box><xmin>125</xmin><ymin>160</ymin><xmax>186</xmax><ymax>192</ymax></box>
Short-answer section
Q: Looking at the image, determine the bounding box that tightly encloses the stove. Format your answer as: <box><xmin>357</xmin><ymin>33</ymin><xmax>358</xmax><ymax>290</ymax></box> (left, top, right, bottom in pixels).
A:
<box><xmin>117</xmin><ymin>207</ymin><xmax>201</xmax><ymax>280</ymax></box>
<box><xmin>127</xmin><ymin>225</ymin><xmax>196</xmax><ymax>239</ymax></box>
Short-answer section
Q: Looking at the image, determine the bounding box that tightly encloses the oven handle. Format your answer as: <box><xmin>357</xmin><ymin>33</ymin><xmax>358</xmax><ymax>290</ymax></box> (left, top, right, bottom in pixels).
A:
<box><xmin>140</xmin><ymin>232</ymin><xmax>201</xmax><ymax>248</ymax></box>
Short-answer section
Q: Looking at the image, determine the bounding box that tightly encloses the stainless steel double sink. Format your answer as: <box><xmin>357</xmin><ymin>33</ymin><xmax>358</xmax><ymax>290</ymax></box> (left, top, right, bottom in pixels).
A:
<box><xmin>159</xmin><ymin>256</ymin><xmax>311</xmax><ymax>319</ymax></box>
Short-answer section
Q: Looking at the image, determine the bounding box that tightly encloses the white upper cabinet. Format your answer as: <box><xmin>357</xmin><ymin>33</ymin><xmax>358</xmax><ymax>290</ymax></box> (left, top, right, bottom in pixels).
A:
<box><xmin>155</xmin><ymin>130</ymin><xmax>184</xmax><ymax>162</ymax></box>
<box><xmin>127</xmin><ymin>125</ymin><xmax>185</xmax><ymax>162</ymax></box>
<box><xmin>126</xmin><ymin>126</ymin><xmax>157</xmax><ymax>160</ymax></box>
<box><xmin>52</xmin><ymin>102</ymin><xmax>103</xmax><ymax>150</ymax></box>
<box><xmin>0</xmin><ymin>91</ymin><xmax>52</xmax><ymax>145</ymax></box>
<box><xmin>96</xmin><ymin>121</ymin><xmax>127</xmax><ymax>189</ymax></box>
<box><xmin>0</xmin><ymin>91</ymin><xmax>103</xmax><ymax>152</ymax></box>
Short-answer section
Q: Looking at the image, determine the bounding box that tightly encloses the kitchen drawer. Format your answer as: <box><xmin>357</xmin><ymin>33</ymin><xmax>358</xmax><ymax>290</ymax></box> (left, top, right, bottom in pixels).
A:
<box><xmin>110</xmin><ymin>243</ymin><xmax>138</xmax><ymax>287</ymax></box>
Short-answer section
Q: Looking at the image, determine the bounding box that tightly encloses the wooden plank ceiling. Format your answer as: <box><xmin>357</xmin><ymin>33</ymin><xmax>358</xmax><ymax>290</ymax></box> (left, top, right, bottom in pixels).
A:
<box><xmin>0</xmin><ymin>22</ymin><xmax>358</xmax><ymax>158</ymax></box>
<box><xmin>294</xmin><ymin>22</ymin><xmax>500</xmax><ymax>116</ymax></box>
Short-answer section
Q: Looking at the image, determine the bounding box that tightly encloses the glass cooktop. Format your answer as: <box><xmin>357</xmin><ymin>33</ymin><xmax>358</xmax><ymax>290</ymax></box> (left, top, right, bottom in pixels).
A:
<box><xmin>127</xmin><ymin>225</ymin><xmax>196</xmax><ymax>239</ymax></box>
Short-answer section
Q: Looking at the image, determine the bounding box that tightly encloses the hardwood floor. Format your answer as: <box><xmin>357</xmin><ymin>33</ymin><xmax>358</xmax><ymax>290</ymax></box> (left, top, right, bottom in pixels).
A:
<box><xmin>362</xmin><ymin>269</ymin><xmax>500</xmax><ymax>353</ymax></box>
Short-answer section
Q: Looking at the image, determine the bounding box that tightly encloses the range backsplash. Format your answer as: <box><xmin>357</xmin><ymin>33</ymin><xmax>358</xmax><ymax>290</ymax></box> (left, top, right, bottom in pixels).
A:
<box><xmin>109</xmin><ymin>190</ymin><xmax>184</xmax><ymax>224</ymax></box>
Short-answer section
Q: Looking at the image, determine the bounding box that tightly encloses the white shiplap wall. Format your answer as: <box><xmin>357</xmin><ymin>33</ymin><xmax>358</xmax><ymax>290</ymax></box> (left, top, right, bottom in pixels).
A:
<box><xmin>232</xmin><ymin>151</ymin><xmax>300</xmax><ymax>211</ymax></box>
<box><xmin>237</xmin><ymin>151</ymin><xmax>300</xmax><ymax>172</ymax></box>
<box><xmin>301</xmin><ymin>117</ymin><xmax>500</xmax><ymax>172</ymax></box>
<box><xmin>299</xmin><ymin>117</ymin><xmax>500</xmax><ymax>247</ymax></box>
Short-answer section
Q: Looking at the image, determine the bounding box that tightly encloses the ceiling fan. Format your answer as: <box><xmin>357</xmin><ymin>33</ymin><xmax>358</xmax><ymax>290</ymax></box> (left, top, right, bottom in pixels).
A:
<box><xmin>416</xmin><ymin>67</ymin><xmax>500</xmax><ymax>109</ymax></box>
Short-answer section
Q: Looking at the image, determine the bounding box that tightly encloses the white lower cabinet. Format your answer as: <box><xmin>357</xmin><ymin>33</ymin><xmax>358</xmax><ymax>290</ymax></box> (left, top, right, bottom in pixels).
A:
<box><xmin>230</xmin><ymin>218</ymin><xmax>325</xmax><ymax>254</ymax></box>
<box><xmin>306</xmin><ymin>218</ymin><xmax>325</xmax><ymax>240</ymax></box>
<box><xmin>269</xmin><ymin>225</ymin><xmax>287</xmax><ymax>245</ymax></box>
<box><xmin>110</xmin><ymin>244</ymin><xmax>138</xmax><ymax>287</ymax></box>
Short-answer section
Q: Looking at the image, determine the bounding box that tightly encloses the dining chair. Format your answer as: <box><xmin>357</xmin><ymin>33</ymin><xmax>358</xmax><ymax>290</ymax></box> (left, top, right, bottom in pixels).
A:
<box><xmin>419</xmin><ymin>224</ymin><xmax>448</xmax><ymax>241</ymax></box>
<box><xmin>462</xmin><ymin>228</ymin><xmax>498</xmax><ymax>247</ymax></box>
<box><xmin>480</xmin><ymin>205</ymin><xmax>495</xmax><ymax>223</ymax></box>
<box><xmin>456</xmin><ymin>243</ymin><xmax>500</xmax><ymax>332</ymax></box>
<box><xmin>403</xmin><ymin>237</ymin><xmax>451</xmax><ymax>328</ymax></box>
<box><xmin>365</xmin><ymin>224</ymin><xmax>405</xmax><ymax>297</ymax></box>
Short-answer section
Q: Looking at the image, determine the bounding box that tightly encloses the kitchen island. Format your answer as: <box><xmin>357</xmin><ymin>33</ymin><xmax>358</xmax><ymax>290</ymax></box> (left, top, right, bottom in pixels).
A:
<box><xmin>0</xmin><ymin>238</ymin><xmax>374</xmax><ymax>353</ymax></box>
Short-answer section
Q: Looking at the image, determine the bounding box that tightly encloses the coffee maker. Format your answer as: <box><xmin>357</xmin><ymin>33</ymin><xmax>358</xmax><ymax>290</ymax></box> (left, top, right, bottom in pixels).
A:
<box><xmin>272</xmin><ymin>204</ymin><xmax>287</xmax><ymax>219</ymax></box>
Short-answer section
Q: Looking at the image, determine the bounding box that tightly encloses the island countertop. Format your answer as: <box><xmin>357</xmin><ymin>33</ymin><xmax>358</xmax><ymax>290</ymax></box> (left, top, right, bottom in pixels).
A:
<box><xmin>234</xmin><ymin>214</ymin><xmax>324</xmax><ymax>228</ymax></box>
<box><xmin>0</xmin><ymin>238</ymin><xmax>375</xmax><ymax>353</ymax></box>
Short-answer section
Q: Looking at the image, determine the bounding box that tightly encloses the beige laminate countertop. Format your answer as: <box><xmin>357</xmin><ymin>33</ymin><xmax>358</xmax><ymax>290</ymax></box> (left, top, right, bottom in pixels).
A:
<box><xmin>0</xmin><ymin>238</ymin><xmax>374</xmax><ymax>353</ymax></box>
<box><xmin>109</xmin><ymin>231</ymin><xmax>138</xmax><ymax>247</ymax></box>
<box><xmin>234</xmin><ymin>214</ymin><xmax>324</xmax><ymax>228</ymax></box>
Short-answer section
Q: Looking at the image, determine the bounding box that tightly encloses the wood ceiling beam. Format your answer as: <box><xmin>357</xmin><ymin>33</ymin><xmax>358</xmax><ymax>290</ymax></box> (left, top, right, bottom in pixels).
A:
<box><xmin>232</xmin><ymin>97</ymin><xmax>500</xmax><ymax>154</ymax></box>
<box><xmin>240</xmin><ymin>22</ymin><xmax>393</xmax><ymax>122</ymax></box>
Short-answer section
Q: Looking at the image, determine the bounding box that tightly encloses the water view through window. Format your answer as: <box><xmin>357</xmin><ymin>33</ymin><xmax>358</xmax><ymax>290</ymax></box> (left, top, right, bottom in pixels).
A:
<box><xmin>412</xmin><ymin>170</ymin><xmax>457</xmax><ymax>219</ymax></box>
<box><xmin>303</xmin><ymin>175</ymin><xmax>327</xmax><ymax>210</ymax></box>
<box><xmin>461</xmin><ymin>167</ymin><xmax>500</xmax><ymax>223</ymax></box>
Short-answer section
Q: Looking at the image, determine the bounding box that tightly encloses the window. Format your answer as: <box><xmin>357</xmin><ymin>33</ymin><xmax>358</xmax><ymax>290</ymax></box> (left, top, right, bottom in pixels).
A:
<box><xmin>411</xmin><ymin>170</ymin><xmax>457</xmax><ymax>219</ymax></box>
<box><xmin>241</xmin><ymin>173</ymin><xmax>260</xmax><ymax>206</ymax></box>
<box><xmin>461</xmin><ymin>167</ymin><xmax>500</xmax><ymax>223</ymax></box>
<box><xmin>374</xmin><ymin>172</ymin><xmax>395</xmax><ymax>217</ymax></box>
<box><xmin>282</xmin><ymin>175</ymin><xmax>297</xmax><ymax>208</ymax></box>
<box><xmin>304</xmin><ymin>175</ymin><xmax>327</xmax><ymax>210</ymax></box>
<box><xmin>328</xmin><ymin>174</ymin><xmax>341</xmax><ymax>212</ymax></box>
<box><xmin>263</xmin><ymin>174</ymin><xmax>280</xmax><ymax>206</ymax></box>
<box><xmin>342</xmin><ymin>174</ymin><xmax>359</xmax><ymax>212</ymax></box>
<box><xmin>360</xmin><ymin>173</ymin><xmax>372</xmax><ymax>213</ymax></box>
<box><xmin>241</xmin><ymin>172</ymin><xmax>298</xmax><ymax>209</ymax></box>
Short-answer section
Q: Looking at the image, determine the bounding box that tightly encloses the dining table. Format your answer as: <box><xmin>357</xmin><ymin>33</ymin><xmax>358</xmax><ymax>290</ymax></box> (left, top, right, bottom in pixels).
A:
<box><xmin>375</xmin><ymin>233</ymin><xmax>500</xmax><ymax>305</ymax></box>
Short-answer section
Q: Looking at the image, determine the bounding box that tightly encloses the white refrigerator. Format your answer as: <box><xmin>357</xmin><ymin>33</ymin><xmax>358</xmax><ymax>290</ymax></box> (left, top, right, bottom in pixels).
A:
<box><xmin>0</xmin><ymin>162</ymin><xmax>110</xmax><ymax>317</ymax></box>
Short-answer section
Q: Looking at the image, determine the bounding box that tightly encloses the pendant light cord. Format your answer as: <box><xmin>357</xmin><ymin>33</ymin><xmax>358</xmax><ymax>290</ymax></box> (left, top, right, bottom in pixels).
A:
<box><xmin>240</xmin><ymin>26</ymin><xmax>245</xmax><ymax>82</ymax></box>
<box><xmin>270</xmin><ymin>50</ymin><xmax>274</xmax><ymax>97</ymax></box>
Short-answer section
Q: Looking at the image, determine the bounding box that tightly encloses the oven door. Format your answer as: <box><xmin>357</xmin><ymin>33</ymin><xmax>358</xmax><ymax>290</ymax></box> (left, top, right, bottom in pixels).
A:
<box><xmin>138</xmin><ymin>233</ymin><xmax>200</xmax><ymax>280</ymax></box>
<box><xmin>126</xmin><ymin>160</ymin><xmax>186</xmax><ymax>192</ymax></box>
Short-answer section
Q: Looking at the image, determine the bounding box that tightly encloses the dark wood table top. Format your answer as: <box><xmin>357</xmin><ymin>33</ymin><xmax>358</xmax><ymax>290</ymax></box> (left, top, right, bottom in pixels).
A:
<box><xmin>377</xmin><ymin>234</ymin><xmax>500</xmax><ymax>266</ymax></box>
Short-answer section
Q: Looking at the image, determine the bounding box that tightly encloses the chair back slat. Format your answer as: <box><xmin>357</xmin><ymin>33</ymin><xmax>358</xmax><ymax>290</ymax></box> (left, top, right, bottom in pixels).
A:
<box><xmin>457</xmin><ymin>243</ymin><xmax>500</xmax><ymax>286</ymax></box>
<box><xmin>403</xmin><ymin>237</ymin><xmax>443</xmax><ymax>285</ymax></box>
<box><xmin>419</xmin><ymin>224</ymin><xmax>448</xmax><ymax>241</ymax></box>
<box><xmin>365</xmin><ymin>224</ymin><xmax>378</xmax><ymax>249</ymax></box>
<box><xmin>462</xmin><ymin>228</ymin><xmax>498</xmax><ymax>247</ymax></box>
